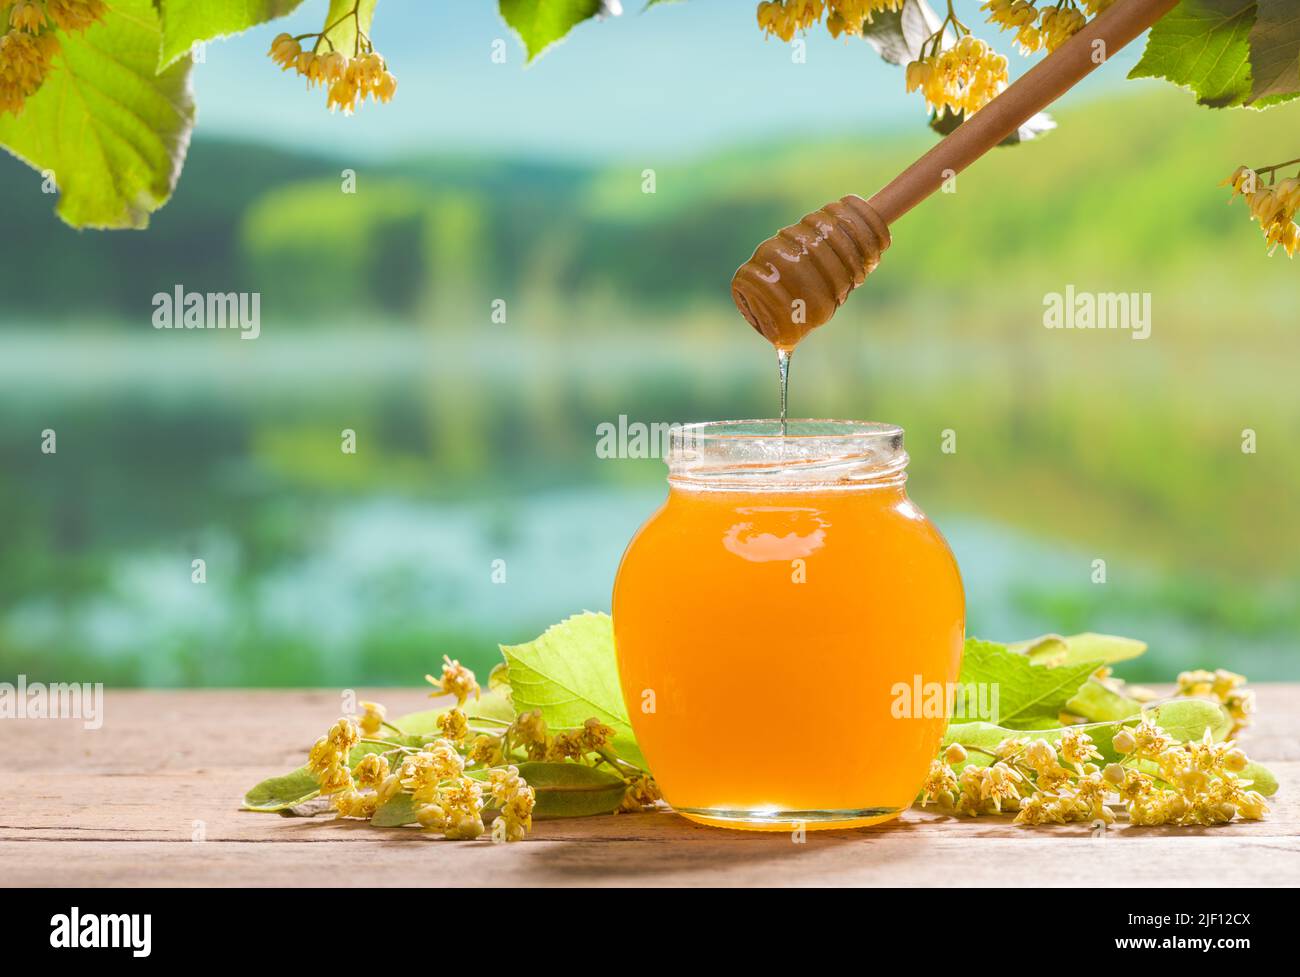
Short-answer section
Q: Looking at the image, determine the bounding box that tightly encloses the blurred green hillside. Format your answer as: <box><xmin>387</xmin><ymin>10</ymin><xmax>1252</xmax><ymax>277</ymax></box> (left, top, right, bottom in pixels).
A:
<box><xmin>4</xmin><ymin>88</ymin><xmax>1298</xmax><ymax>323</ymax></box>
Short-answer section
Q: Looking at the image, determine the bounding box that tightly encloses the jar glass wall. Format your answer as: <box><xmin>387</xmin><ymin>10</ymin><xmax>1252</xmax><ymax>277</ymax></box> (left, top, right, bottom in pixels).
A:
<box><xmin>612</xmin><ymin>420</ymin><xmax>964</xmax><ymax>830</ymax></box>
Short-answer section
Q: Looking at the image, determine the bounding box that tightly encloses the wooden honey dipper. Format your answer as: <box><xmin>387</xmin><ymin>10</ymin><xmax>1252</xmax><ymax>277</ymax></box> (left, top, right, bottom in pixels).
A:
<box><xmin>731</xmin><ymin>0</ymin><xmax>1180</xmax><ymax>349</ymax></box>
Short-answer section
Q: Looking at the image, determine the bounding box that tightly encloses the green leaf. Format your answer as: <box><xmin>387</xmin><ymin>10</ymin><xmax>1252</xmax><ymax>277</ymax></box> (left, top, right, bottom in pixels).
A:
<box><xmin>958</xmin><ymin>639</ymin><xmax>1102</xmax><ymax>729</ymax></box>
<box><xmin>1008</xmin><ymin>632</ymin><xmax>1147</xmax><ymax>667</ymax></box>
<box><xmin>498</xmin><ymin>0</ymin><xmax>603</xmax><ymax>63</ymax></box>
<box><xmin>1246</xmin><ymin>0</ymin><xmax>1300</xmax><ymax>105</ymax></box>
<box><xmin>243</xmin><ymin>767</ymin><xmax>320</xmax><ymax>812</ymax></box>
<box><xmin>371</xmin><ymin>791</ymin><xmax>418</xmax><ymax>827</ymax></box>
<box><xmin>491</xmin><ymin>762</ymin><xmax>628</xmax><ymax>818</ymax></box>
<box><xmin>1129</xmin><ymin>0</ymin><xmax>1257</xmax><ymax>108</ymax></box>
<box><xmin>0</xmin><ymin>0</ymin><xmax>196</xmax><ymax>229</ymax></box>
<box><xmin>372</xmin><ymin>762</ymin><xmax>628</xmax><ymax>825</ymax></box>
<box><xmin>501</xmin><ymin>611</ymin><xmax>646</xmax><ymax>768</ymax></box>
<box><xmin>158</xmin><ymin>0</ymin><xmax>308</xmax><ymax>69</ymax></box>
<box><xmin>320</xmin><ymin>0</ymin><xmax>379</xmax><ymax>61</ymax></box>
<box><xmin>1066</xmin><ymin>677</ymin><xmax>1146</xmax><ymax>722</ymax></box>
<box><xmin>1238</xmin><ymin>759</ymin><xmax>1279</xmax><ymax>796</ymax></box>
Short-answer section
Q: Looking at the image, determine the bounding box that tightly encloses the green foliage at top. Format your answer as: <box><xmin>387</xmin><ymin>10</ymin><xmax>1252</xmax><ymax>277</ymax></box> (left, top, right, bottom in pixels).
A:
<box><xmin>0</xmin><ymin>0</ymin><xmax>194</xmax><ymax>229</ymax></box>
<box><xmin>1247</xmin><ymin>0</ymin><xmax>1300</xmax><ymax>105</ymax></box>
<box><xmin>1130</xmin><ymin>0</ymin><xmax>1258</xmax><ymax>107</ymax></box>
<box><xmin>498</xmin><ymin>0</ymin><xmax>604</xmax><ymax>62</ymax></box>
<box><xmin>3</xmin><ymin>0</ymin><xmax>1300</xmax><ymax>229</ymax></box>
<box><xmin>158</xmin><ymin>0</ymin><xmax>306</xmax><ymax>68</ymax></box>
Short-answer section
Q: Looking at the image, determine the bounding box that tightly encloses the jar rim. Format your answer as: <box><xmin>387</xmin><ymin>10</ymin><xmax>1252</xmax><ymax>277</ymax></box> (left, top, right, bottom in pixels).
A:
<box><xmin>671</xmin><ymin>419</ymin><xmax>903</xmax><ymax>441</ymax></box>
<box><xmin>667</xmin><ymin>418</ymin><xmax>908</xmax><ymax>491</ymax></box>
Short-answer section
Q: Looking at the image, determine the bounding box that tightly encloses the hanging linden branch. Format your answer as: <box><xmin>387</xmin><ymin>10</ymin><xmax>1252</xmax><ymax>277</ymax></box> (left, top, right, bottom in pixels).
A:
<box><xmin>267</xmin><ymin>0</ymin><xmax>396</xmax><ymax>114</ymax></box>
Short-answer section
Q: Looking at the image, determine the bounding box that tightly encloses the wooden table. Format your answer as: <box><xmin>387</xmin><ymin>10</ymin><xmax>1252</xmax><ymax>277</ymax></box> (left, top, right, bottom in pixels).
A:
<box><xmin>5</xmin><ymin>687</ymin><xmax>1297</xmax><ymax>887</ymax></box>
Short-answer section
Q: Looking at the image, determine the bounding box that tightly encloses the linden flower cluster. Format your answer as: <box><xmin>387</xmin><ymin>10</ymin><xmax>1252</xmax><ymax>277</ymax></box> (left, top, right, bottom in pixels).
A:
<box><xmin>493</xmin><ymin>707</ymin><xmax>664</xmax><ymax>812</ymax></box>
<box><xmin>0</xmin><ymin>0</ymin><xmax>105</xmax><ymax>116</ymax></box>
<box><xmin>267</xmin><ymin>11</ymin><xmax>396</xmax><ymax>115</ymax></box>
<box><xmin>755</xmin><ymin>0</ymin><xmax>905</xmax><ymax>42</ymax></box>
<box><xmin>983</xmin><ymin>0</ymin><xmax>1103</xmax><ymax>55</ymax></box>
<box><xmin>300</xmin><ymin>655</ymin><xmax>662</xmax><ymax>842</ymax></box>
<box><xmin>1177</xmin><ymin>667</ymin><xmax>1255</xmax><ymax>733</ymax></box>
<box><xmin>905</xmin><ymin>34</ymin><xmax>1009</xmax><ymax>118</ymax></box>
<box><xmin>923</xmin><ymin>719</ymin><xmax>1268</xmax><ymax>828</ymax></box>
<box><xmin>1223</xmin><ymin>165</ymin><xmax>1300</xmax><ymax>257</ymax></box>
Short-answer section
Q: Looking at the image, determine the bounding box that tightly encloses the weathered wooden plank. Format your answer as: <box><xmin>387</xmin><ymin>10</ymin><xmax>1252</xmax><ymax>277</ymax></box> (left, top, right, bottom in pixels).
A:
<box><xmin>4</xmin><ymin>835</ymin><xmax>1298</xmax><ymax>888</ymax></box>
<box><xmin>2</xmin><ymin>686</ymin><xmax>1295</xmax><ymax>886</ymax></box>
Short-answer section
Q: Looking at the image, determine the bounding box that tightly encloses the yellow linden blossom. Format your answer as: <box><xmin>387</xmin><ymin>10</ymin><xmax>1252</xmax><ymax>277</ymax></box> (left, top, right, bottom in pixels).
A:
<box><xmin>358</xmin><ymin>700</ymin><xmax>385</xmax><ymax>737</ymax></box>
<box><xmin>0</xmin><ymin>24</ymin><xmax>58</xmax><ymax>115</ymax></box>
<box><xmin>755</xmin><ymin>0</ymin><xmax>904</xmax><ymax>43</ymax></box>
<box><xmin>400</xmin><ymin>739</ymin><xmax>465</xmax><ymax>804</ymax></box>
<box><xmin>1222</xmin><ymin>166</ymin><xmax>1300</xmax><ymax>257</ymax></box>
<box><xmin>437</xmin><ymin>707</ymin><xmax>469</xmax><ymax>744</ymax></box>
<box><xmin>440</xmin><ymin>776</ymin><xmax>485</xmax><ymax>840</ymax></box>
<box><xmin>619</xmin><ymin>774</ymin><xmax>663</xmax><ymax>813</ymax></box>
<box><xmin>266</xmin><ymin>16</ymin><xmax>397</xmax><ymax>115</ymax></box>
<box><xmin>488</xmin><ymin>765</ymin><xmax>536</xmax><ymax>842</ymax></box>
<box><xmin>352</xmin><ymin>753</ymin><xmax>389</xmax><ymax>790</ymax></box>
<box><xmin>1128</xmin><ymin>717</ymin><xmax>1171</xmax><ymax>760</ymax></box>
<box><xmin>9</xmin><ymin>0</ymin><xmax>47</xmax><ymax>31</ymax></box>
<box><xmin>920</xmin><ymin>758</ymin><xmax>959</xmax><ymax>807</ymax></box>
<box><xmin>44</xmin><ymin>0</ymin><xmax>102</xmax><ymax>32</ymax></box>
<box><xmin>1057</xmin><ymin>726</ymin><xmax>1102</xmax><ymax>768</ymax></box>
<box><xmin>954</xmin><ymin>760</ymin><xmax>1023</xmax><ymax>816</ymax></box>
<box><xmin>1037</xmin><ymin>3</ymin><xmax>1085</xmax><ymax>53</ymax></box>
<box><xmin>579</xmin><ymin>717</ymin><xmax>615</xmax><ymax>752</ymax></box>
<box><xmin>468</xmin><ymin>733</ymin><xmax>504</xmax><ymax>766</ymax></box>
<box><xmin>511</xmin><ymin>711</ymin><xmax>549</xmax><ymax>760</ymax></box>
<box><xmin>306</xmin><ymin>717</ymin><xmax>360</xmax><ymax>795</ymax></box>
<box><xmin>426</xmin><ymin>655</ymin><xmax>480</xmax><ymax>706</ymax></box>
<box><xmin>984</xmin><ymin>0</ymin><xmax>1088</xmax><ymax>55</ymax></box>
<box><xmin>905</xmin><ymin>34</ymin><xmax>1008</xmax><ymax>118</ymax></box>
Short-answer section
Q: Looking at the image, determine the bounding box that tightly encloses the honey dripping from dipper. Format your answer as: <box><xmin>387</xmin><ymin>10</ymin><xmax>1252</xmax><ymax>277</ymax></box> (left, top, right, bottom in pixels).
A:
<box><xmin>730</xmin><ymin>194</ymin><xmax>891</xmax><ymax>432</ymax></box>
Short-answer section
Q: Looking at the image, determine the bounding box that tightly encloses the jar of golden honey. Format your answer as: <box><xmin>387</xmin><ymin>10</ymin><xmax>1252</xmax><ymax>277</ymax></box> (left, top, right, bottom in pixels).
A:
<box><xmin>613</xmin><ymin>420</ymin><xmax>964</xmax><ymax>830</ymax></box>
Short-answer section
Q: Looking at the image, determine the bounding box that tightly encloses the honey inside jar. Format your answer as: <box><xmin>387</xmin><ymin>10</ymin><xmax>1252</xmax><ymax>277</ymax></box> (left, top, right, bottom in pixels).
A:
<box><xmin>612</xmin><ymin>421</ymin><xmax>964</xmax><ymax>830</ymax></box>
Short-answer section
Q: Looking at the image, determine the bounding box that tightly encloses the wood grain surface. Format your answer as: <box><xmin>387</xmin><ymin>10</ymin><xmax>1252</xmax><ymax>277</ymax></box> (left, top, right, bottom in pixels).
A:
<box><xmin>3</xmin><ymin>686</ymin><xmax>1297</xmax><ymax>887</ymax></box>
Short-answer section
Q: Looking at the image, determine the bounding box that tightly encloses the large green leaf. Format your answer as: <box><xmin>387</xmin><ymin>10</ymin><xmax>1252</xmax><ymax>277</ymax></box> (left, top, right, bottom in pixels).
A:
<box><xmin>158</xmin><ymin>0</ymin><xmax>308</xmax><ymax>69</ymax></box>
<box><xmin>0</xmin><ymin>0</ymin><xmax>195</xmax><ymax>229</ymax></box>
<box><xmin>1130</xmin><ymin>0</ymin><xmax>1257</xmax><ymax>108</ymax></box>
<box><xmin>498</xmin><ymin>0</ymin><xmax>603</xmax><ymax>62</ymax></box>
<box><xmin>958</xmin><ymin>639</ymin><xmax>1102</xmax><ymax>729</ymax></box>
<box><xmin>501</xmin><ymin>612</ymin><xmax>646</xmax><ymax>768</ymax></box>
<box><xmin>1246</xmin><ymin>0</ymin><xmax>1300</xmax><ymax>105</ymax></box>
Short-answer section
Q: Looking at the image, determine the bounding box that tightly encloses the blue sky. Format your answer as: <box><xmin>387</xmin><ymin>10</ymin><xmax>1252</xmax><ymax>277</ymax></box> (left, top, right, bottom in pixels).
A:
<box><xmin>190</xmin><ymin>1</ymin><xmax>1147</xmax><ymax>161</ymax></box>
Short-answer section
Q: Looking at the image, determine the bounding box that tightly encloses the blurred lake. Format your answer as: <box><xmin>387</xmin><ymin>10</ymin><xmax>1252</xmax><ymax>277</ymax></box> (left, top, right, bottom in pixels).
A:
<box><xmin>2</xmin><ymin>322</ymin><xmax>1296</xmax><ymax>687</ymax></box>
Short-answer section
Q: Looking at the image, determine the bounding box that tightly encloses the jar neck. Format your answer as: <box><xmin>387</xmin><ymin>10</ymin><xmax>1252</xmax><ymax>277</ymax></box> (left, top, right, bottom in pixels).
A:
<box><xmin>666</xmin><ymin>420</ymin><xmax>908</xmax><ymax>493</ymax></box>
